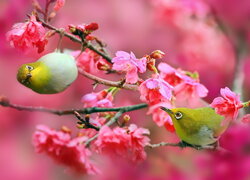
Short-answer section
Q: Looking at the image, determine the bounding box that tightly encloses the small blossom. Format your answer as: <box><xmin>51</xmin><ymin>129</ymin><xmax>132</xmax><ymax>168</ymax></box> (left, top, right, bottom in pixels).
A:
<box><xmin>94</xmin><ymin>124</ymin><xmax>150</xmax><ymax>163</ymax></box>
<box><xmin>33</xmin><ymin>125</ymin><xmax>100</xmax><ymax>175</ymax></box>
<box><xmin>6</xmin><ymin>15</ymin><xmax>48</xmax><ymax>53</ymax></box>
<box><xmin>139</xmin><ymin>74</ymin><xmax>173</xmax><ymax>105</ymax></box>
<box><xmin>112</xmin><ymin>51</ymin><xmax>147</xmax><ymax>84</ymax></box>
<box><xmin>81</xmin><ymin>90</ymin><xmax>113</xmax><ymax>108</ymax></box>
<box><xmin>210</xmin><ymin>87</ymin><xmax>243</xmax><ymax>120</ymax></box>
<box><xmin>53</xmin><ymin>0</ymin><xmax>65</xmax><ymax>11</ymax></box>
<box><xmin>147</xmin><ymin>102</ymin><xmax>175</xmax><ymax>132</ymax></box>
<box><xmin>150</xmin><ymin>50</ymin><xmax>165</xmax><ymax>59</ymax></box>
<box><xmin>68</xmin><ymin>23</ymin><xmax>98</xmax><ymax>37</ymax></box>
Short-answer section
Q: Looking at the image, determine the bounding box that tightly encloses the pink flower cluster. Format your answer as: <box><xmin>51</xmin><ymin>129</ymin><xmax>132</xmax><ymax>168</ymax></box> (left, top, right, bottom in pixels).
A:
<box><xmin>71</xmin><ymin>49</ymin><xmax>110</xmax><ymax>74</ymax></box>
<box><xmin>139</xmin><ymin>74</ymin><xmax>173</xmax><ymax>105</ymax></box>
<box><xmin>112</xmin><ymin>51</ymin><xmax>147</xmax><ymax>84</ymax></box>
<box><xmin>33</xmin><ymin>125</ymin><xmax>100</xmax><ymax>175</ymax></box>
<box><xmin>210</xmin><ymin>87</ymin><xmax>243</xmax><ymax>121</ymax></box>
<box><xmin>94</xmin><ymin>124</ymin><xmax>150</xmax><ymax>163</ymax></box>
<box><xmin>6</xmin><ymin>15</ymin><xmax>48</xmax><ymax>53</ymax></box>
<box><xmin>159</xmin><ymin>62</ymin><xmax>208</xmax><ymax>99</ymax></box>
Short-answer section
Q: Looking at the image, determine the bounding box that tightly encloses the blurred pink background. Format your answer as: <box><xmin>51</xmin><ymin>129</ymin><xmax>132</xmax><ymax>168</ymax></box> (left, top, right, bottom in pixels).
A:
<box><xmin>0</xmin><ymin>0</ymin><xmax>250</xmax><ymax>179</ymax></box>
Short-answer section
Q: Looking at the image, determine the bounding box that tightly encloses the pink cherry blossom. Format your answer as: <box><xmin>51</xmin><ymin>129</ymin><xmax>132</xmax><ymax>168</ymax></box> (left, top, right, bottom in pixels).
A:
<box><xmin>112</xmin><ymin>51</ymin><xmax>147</xmax><ymax>84</ymax></box>
<box><xmin>210</xmin><ymin>87</ymin><xmax>243</xmax><ymax>120</ymax></box>
<box><xmin>53</xmin><ymin>0</ymin><xmax>65</xmax><ymax>11</ymax></box>
<box><xmin>94</xmin><ymin>124</ymin><xmax>150</xmax><ymax>163</ymax></box>
<box><xmin>158</xmin><ymin>62</ymin><xmax>208</xmax><ymax>99</ymax></box>
<box><xmin>71</xmin><ymin>49</ymin><xmax>99</xmax><ymax>73</ymax></box>
<box><xmin>6</xmin><ymin>15</ymin><xmax>48</xmax><ymax>53</ymax></box>
<box><xmin>174</xmin><ymin>75</ymin><xmax>208</xmax><ymax>98</ymax></box>
<box><xmin>33</xmin><ymin>125</ymin><xmax>100</xmax><ymax>175</ymax></box>
<box><xmin>147</xmin><ymin>102</ymin><xmax>175</xmax><ymax>132</ymax></box>
<box><xmin>81</xmin><ymin>90</ymin><xmax>113</xmax><ymax>108</ymax></box>
<box><xmin>139</xmin><ymin>74</ymin><xmax>173</xmax><ymax>105</ymax></box>
<box><xmin>158</xmin><ymin>62</ymin><xmax>183</xmax><ymax>86</ymax></box>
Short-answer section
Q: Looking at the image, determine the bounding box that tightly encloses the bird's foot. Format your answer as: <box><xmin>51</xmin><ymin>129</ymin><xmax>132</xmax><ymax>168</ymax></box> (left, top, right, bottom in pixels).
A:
<box><xmin>178</xmin><ymin>141</ymin><xmax>218</xmax><ymax>150</ymax></box>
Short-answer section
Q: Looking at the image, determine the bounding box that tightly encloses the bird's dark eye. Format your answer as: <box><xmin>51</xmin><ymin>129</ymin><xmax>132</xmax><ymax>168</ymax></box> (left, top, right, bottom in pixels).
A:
<box><xmin>26</xmin><ymin>65</ymin><xmax>34</xmax><ymax>71</ymax></box>
<box><xmin>174</xmin><ymin>112</ymin><xmax>183</xmax><ymax>120</ymax></box>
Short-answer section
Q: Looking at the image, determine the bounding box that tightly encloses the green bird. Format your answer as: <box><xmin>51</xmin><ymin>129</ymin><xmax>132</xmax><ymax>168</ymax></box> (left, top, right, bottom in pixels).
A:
<box><xmin>17</xmin><ymin>52</ymin><xmax>78</xmax><ymax>94</ymax></box>
<box><xmin>161</xmin><ymin>107</ymin><xmax>230</xmax><ymax>148</ymax></box>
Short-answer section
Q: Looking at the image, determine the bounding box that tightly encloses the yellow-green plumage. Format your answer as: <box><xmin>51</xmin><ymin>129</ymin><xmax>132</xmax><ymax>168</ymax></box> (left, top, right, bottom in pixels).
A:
<box><xmin>162</xmin><ymin>107</ymin><xmax>230</xmax><ymax>146</ymax></box>
<box><xmin>17</xmin><ymin>52</ymin><xmax>78</xmax><ymax>94</ymax></box>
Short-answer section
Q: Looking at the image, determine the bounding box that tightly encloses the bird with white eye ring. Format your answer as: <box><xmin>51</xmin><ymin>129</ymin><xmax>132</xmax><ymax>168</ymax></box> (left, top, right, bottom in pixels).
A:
<box><xmin>174</xmin><ymin>111</ymin><xmax>183</xmax><ymax>120</ymax></box>
<box><xmin>17</xmin><ymin>52</ymin><xmax>78</xmax><ymax>94</ymax></box>
<box><xmin>161</xmin><ymin>107</ymin><xmax>231</xmax><ymax>149</ymax></box>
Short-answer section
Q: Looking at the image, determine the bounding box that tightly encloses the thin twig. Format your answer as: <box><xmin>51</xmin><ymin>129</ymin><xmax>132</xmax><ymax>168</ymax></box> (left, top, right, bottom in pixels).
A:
<box><xmin>0</xmin><ymin>98</ymin><xmax>148</xmax><ymax>116</ymax></box>
<box><xmin>147</xmin><ymin>142</ymin><xmax>184</xmax><ymax>148</ymax></box>
<box><xmin>84</xmin><ymin>110</ymin><xmax>124</xmax><ymax>147</ymax></box>
<box><xmin>73</xmin><ymin>111</ymin><xmax>100</xmax><ymax>131</ymax></box>
<box><xmin>147</xmin><ymin>142</ymin><xmax>217</xmax><ymax>150</ymax></box>
<box><xmin>78</xmin><ymin>69</ymin><xmax>138</xmax><ymax>91</ymax></box>
<box><xmin>36</xmin><ymin>16</ymin><xmax>112</xmax><ymax>63</ymax></box>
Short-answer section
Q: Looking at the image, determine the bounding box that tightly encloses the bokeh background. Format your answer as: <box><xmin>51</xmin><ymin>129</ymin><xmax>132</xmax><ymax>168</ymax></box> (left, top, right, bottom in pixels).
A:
<box><xmin>1</xmin><ymin>0</ymin><xmax>250</xmax><ymax>179</ymax></box>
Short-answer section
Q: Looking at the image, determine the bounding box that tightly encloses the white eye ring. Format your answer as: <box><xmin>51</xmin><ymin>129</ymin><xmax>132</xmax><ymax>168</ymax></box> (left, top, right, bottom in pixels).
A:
<box><xmin>175</xmin><ymin>112</ymin><xmax>183</xmax><ymax>120</ymax></box>
<box><xmin>26</xmin><ymin>65</ymin><xmax>34</xmax><ymax>71</ymax></box>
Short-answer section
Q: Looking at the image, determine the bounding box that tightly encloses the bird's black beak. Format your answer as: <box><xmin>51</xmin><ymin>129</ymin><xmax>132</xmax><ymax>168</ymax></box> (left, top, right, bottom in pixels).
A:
<box><xmin>160</xmin><ymin>107</ymin><xmax>174</xmax><ymax>114</ymax></box>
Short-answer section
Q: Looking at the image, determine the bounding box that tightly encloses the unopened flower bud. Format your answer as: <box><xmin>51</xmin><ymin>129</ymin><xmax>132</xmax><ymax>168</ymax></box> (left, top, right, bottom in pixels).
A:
<box><xmin>84</xmin><ymin>23</ymin><xmax>99</xmax><ymax>32</ymax></box>
<box><xmin>49</xmin><ymin>12</ymin><xmax>57</xmax><ymax>20</ymax></box>
<box><xmin>146</xmin><ymin>58</ymin><xmax>158</xmax><ymax>73</ymax></box>
<box><xmin>68</xmin><ymin>24</ymin><xmax>77</xmax><ymax>34</ymax></box>
<box><xmin>97</xmin><ymin>59</ymin><xmax>111</xmax><ymax>71</ymax></box>
<box><xmin>123</xmin><ymin>114</ymin><xmax>130</xmax><ymax>123</ymax></box>
<box><xmin>86</xmin><ymin>35</ymin><xmax>95</xmax><ymax>41</ymax></box>
<box><xmin>61</xmin><ymin>126</ymin><xmax>71</xmax><ymax>134</ymax></box>
<box><xmin>150</xmin><ymin>50</ymin><xmax>165</xmax><ymax>59</ymax></box>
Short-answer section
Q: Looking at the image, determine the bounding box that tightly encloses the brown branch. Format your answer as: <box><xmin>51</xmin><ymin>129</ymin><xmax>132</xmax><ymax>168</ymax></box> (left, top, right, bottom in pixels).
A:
<box><xmin>147</xmin><ymin>141</ymin><xmax>229</xmax><ymax>151</ymax></box>
<box><xmin>0</xmin><ymin>97</ymin><xmax>147</xmax><ymax>115</ymax></box>
<box><xmin>36</xmin><ymin>16</ymin><xmax>112</xmax><ymax>63</ymax></box>
<box><xmin>78</xmin><ymin>69</ymin><xmax>138</xmax><ymax>91</ymax></box>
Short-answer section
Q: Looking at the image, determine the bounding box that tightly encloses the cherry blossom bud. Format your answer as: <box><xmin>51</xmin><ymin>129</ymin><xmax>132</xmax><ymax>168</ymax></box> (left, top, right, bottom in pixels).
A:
<box><xmin>68</xmin><ymin>24</ymin><xmax>77</xmax><ymax>34</ymax></box>
<box><xmin>61</xmin><ymin>126</ymin><xmax>71</xmax><ymax>134</ymax></box>
<box><xmin>146</xmin><ymin>57</ymin><xmax>157</xmax><ymax>73</ymax></box>
<box><xmin>123</xmin><ymin>114</ymin><xmax>130</xmax><ymax>123</ymax></box>
<box><xmin>49</xmin><ymin>12</ymin><xmax>57</xmax><ymax>20</ymax></box>
<box><xmin>84</xmin><ymin>23</ymin><xmax>99</xmax><ymax>32</ymax></box>
<box><xmin>150</xmin><ymin>50</ymin><xmax>165</xmax><ymax>59</ymax></box>
<box><xmin>96</xmin><ymin>59</ymin><xmax>111</xmax><ymax>71</ymax></box>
